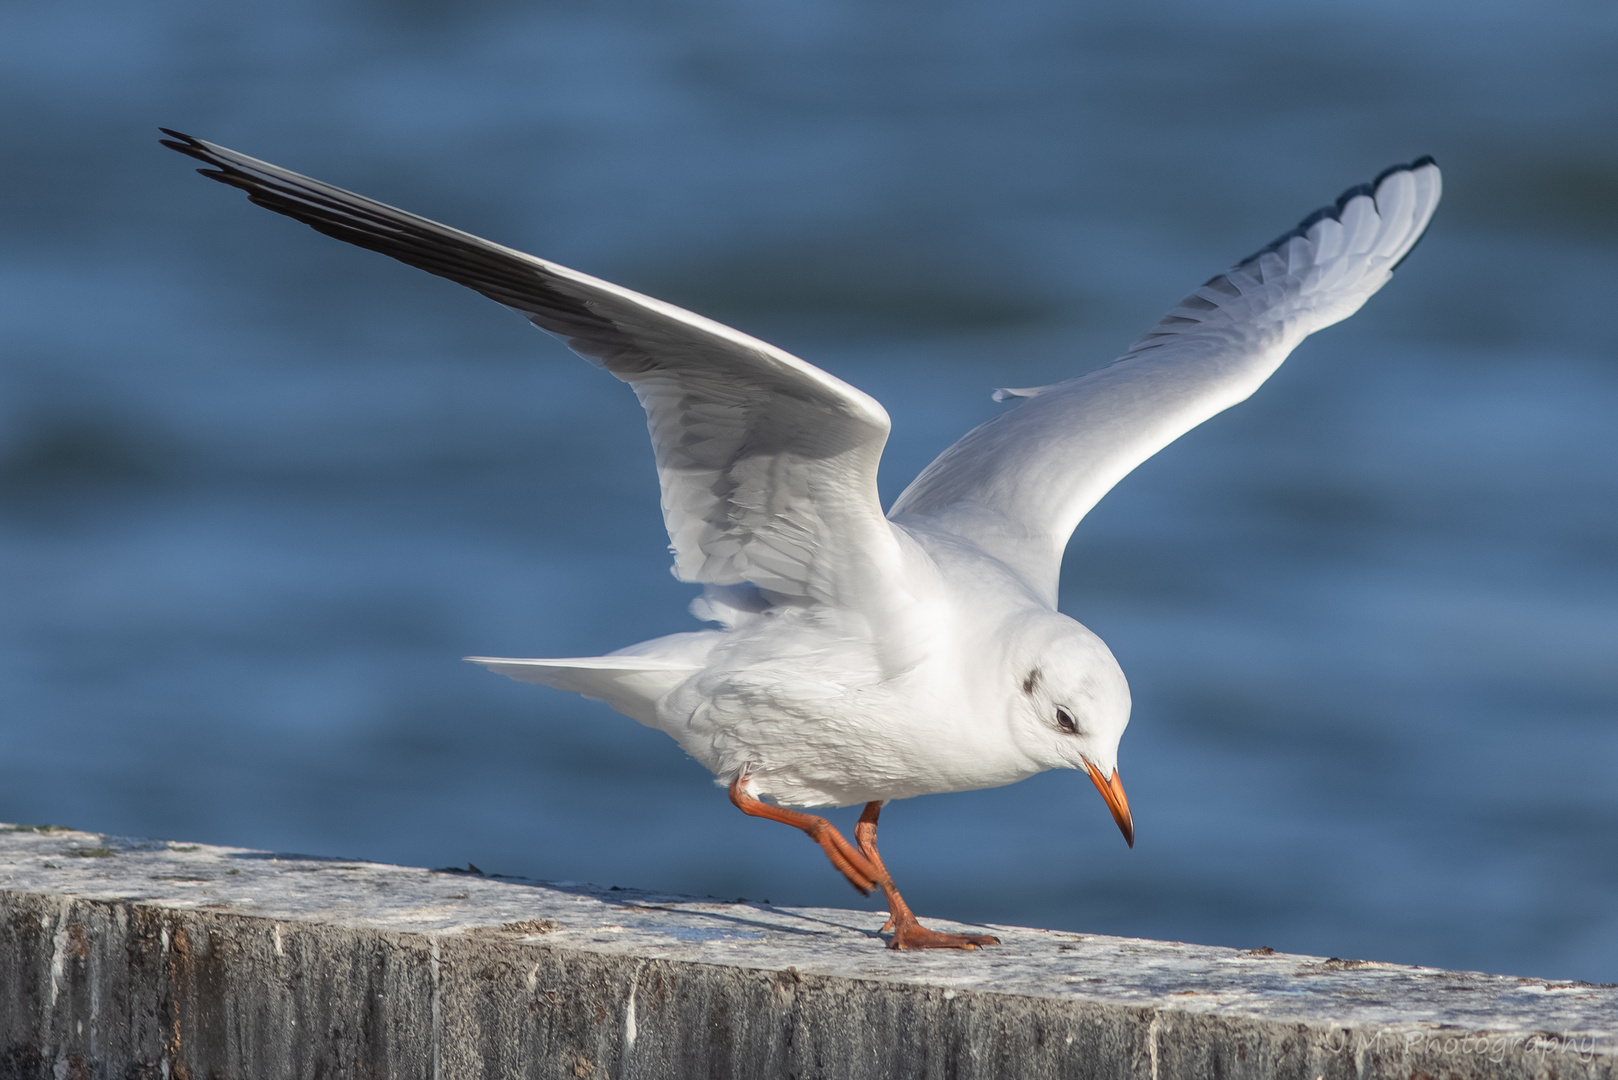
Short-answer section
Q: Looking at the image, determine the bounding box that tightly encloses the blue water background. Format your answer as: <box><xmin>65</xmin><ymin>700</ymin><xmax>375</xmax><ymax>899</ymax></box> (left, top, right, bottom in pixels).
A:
<box><xmin>2</xmin><ymin>0</ymin><xmax>1615</xmax><ymax>981</ymax></box>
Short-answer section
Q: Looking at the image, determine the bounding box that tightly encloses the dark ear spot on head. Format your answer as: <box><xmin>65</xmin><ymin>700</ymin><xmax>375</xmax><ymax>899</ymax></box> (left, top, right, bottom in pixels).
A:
<box><xmin>1022</xmin><ymin>668</ymin><xmax>1041</xmax><ymax>695</ymax></box>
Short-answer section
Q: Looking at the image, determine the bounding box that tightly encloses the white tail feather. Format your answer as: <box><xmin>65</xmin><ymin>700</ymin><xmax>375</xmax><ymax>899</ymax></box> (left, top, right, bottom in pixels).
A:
<box><xmin>468</xmin><ymin>656</ymin><xmax>695</xmax><ymax>727</ymax></box>
<box><xmin>467</xmin><ymin>630</ymin><xmax>718</xmax><ymax>727</ymax></box>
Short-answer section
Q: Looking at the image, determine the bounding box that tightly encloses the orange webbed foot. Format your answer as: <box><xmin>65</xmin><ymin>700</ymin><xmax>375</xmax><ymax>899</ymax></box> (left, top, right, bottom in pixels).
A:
<box><xmin>884</xmin><ymin>911</ymin><xmax>1000</xmax><ymax>951</ymax></box>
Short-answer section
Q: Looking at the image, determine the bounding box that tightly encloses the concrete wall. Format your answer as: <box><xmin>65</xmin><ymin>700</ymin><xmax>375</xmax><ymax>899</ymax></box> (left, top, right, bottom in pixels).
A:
<box><xmin>2</xmin><ymin>825</ymin><xmax>1613</xmax><ymax>1079</ymax></box>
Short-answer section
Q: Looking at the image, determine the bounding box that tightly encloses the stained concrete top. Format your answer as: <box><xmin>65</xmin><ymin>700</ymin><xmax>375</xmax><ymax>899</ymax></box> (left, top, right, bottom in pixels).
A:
<box><xmin>5</xmin><ymin>823</ymin><xmax>1613</xmax><ymax>1037</ymax></box>
<box><xmin>3</xmin><ymin>823</ymin><xmax>1614</xmax><ymax>1078</ymax></box>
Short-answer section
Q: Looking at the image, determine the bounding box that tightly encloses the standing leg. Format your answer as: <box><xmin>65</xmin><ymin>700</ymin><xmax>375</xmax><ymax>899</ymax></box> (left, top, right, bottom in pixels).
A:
<box><xmin>855</xmin><ymin>801</ymin><xmax>1000</xmax><ymax>951</ymax></box>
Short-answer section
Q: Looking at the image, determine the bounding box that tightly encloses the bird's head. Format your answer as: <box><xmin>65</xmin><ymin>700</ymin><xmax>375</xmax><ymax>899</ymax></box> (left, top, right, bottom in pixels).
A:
<box><xmin>1002</xmin><ymin>611</ymin><xmax>1134</xmax><ymax>847</ymax></box>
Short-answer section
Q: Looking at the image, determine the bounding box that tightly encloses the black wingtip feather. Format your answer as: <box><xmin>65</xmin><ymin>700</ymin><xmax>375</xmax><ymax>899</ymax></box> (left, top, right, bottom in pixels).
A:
<box><xmin>1373</xmin><ymin>155</ymin><xmax>1438</xmax><ymax>189</ymax></box>
<box><xmin>156</xmin><ymin>131</ymin><xmax>618</xmax><ymax>343</ymax></box>
<box><xmin>160</xmin><ymin>131</ymin><xmax>221</xmax><ymax>169</ymax></box>
<box><xmin>158</xmin><ymin>129</ymin><xmax>202</xmax><ymax>151</ymax></box>
<box><xmin>1237</xmin><ymin>156</ymin><xmax>1438</xmax><ymax>268</ymax></box>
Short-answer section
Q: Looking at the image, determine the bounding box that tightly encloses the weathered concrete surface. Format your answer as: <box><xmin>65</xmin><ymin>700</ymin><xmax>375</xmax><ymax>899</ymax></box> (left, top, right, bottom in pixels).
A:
<box><xmin>1</xmin><ymin>825</ymin><xmax>1612</xmax><ymax>1080</ymax></box>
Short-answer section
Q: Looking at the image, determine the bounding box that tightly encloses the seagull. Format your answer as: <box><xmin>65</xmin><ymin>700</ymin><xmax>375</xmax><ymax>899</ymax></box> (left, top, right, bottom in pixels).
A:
<box><xmin>161</xmin><ymin>130</ymin><xmax>1440</xmax><ymax>949</ymax></box>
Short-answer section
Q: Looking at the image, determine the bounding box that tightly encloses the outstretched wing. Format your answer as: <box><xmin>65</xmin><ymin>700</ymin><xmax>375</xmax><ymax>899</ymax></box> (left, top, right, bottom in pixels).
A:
<box><xmin>889</xmin><ymin>158</ymin><xmax>1441</xmax><ymax>606</ymax></box>
<box><xmin>162</xmin><ymin>131</ymin><xmax>906</xmax><ymax>612</ymax></box>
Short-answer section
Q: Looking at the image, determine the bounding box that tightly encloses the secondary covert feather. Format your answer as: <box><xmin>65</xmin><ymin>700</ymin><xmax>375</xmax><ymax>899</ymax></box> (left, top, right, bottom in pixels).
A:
<box><xmin>163</xmin><ymin>131</ymin><xmax>1438</xmax><ymax>950</ymax></box>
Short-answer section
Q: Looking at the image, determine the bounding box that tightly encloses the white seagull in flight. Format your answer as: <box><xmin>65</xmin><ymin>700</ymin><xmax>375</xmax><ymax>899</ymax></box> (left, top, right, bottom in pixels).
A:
<box><xmin>163</xmin><ymin>131</ymin><xmax>1439</xmax><ymax>949</ymax></box>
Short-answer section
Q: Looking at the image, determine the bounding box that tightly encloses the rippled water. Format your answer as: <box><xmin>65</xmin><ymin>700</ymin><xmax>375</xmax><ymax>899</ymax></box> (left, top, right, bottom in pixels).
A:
<box><xmin>2</xmin><ymin>0</ymin><xmax>1615</xmax><ymax>981</ymax></box>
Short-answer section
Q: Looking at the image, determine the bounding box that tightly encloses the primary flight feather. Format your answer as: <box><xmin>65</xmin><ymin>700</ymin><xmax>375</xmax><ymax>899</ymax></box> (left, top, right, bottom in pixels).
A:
<box><xmin>162</xmin><ymin>130</ymin><xmax>1438</xmax><ymax>949</ymax></box>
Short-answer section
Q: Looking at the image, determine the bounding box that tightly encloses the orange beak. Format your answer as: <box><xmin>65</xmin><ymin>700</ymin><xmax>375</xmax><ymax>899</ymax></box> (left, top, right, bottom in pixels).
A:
<box><xmin>1086</xmin><ymin>763</ymin><xmax>1134</xmax><ymax>848</ymax></box>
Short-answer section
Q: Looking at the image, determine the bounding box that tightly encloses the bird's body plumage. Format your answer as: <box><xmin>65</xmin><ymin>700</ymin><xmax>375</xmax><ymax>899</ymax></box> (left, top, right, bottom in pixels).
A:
<box><xmin>484</xmin><ymin>521</ymin><xmax>1075</xmax><ymax>808</ymax></box>
<box><xmin>162</xmin><ymin>132</ymin><xmax>1439</xmax><ymax>923</ymax></box>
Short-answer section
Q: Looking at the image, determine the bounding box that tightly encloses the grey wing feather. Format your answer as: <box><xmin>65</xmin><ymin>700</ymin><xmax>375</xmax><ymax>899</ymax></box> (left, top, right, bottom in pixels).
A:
<box><xmin>890</xmin><ymin>158</ymin><xmax>1441</xmax><ymax>606</ymax></box>
<box><xmin>161</xmin><ymin>130</ymin><xmax>905</xmax><ymax>611</ymax></box>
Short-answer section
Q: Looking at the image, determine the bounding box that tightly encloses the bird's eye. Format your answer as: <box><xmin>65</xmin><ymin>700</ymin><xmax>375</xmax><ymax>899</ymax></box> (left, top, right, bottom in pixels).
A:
<box><xmin>1055</xmin><ymin>706</ymin><xmax>1078</xmax><ymax>734</ymax></box>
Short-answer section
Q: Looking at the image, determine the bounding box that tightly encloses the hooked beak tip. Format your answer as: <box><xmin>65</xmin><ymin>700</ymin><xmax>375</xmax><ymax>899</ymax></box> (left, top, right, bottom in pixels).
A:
<box><xmin>1086</xmin><ymin>763</ymin><xmax>1134</xmax><ymax>848</ymax></box>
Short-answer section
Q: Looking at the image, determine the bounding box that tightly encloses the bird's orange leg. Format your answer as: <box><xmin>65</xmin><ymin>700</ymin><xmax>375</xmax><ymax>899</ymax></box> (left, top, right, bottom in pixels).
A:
<box><xmin>856</xmin><ymin>801</ymin><xmax>1000</xmax><ymax>951</ymax></box>
<box><xmin>728</xmin><ymin>777</ymin><xmax>880</xmax><ymax>895</ymax></box>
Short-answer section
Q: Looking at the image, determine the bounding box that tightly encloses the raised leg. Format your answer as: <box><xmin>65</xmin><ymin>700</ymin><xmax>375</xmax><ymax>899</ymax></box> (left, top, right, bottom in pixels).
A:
<box><xmin>729</xmin><ymin>777</ymin><xmax>880</xmax><ymax>895</ymax></box>
<box><xmin>855</xmin><ymin>801</ymin><xmax>1000</xmax><ymax>951</ymax></box>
